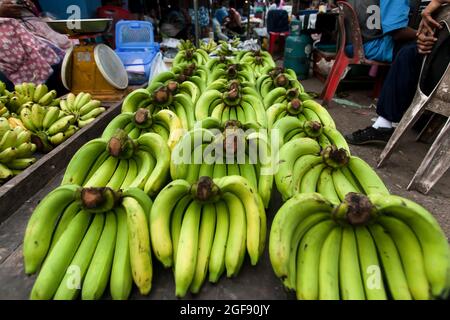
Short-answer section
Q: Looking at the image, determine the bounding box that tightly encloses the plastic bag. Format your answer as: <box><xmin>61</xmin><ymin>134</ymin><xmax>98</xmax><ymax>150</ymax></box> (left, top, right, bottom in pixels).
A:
<box><xmin>149</xmin><ymin>52</ymin><xmax>169</xmax><ymax>82</ymax></box>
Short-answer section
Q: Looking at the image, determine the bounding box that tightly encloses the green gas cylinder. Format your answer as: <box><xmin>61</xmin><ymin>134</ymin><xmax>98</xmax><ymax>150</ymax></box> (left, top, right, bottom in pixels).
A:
<box><xmin>284</xmin><ymin>19</ymin><xmax>313</xmax><ymax>80</ymax></box>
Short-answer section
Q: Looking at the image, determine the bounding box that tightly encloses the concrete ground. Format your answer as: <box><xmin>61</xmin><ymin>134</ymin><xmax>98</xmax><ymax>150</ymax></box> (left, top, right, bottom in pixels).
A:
<box><xmin>301</xmin><ymin>77</ymin><xmax>450</xmax><ymax>239</ymax></box>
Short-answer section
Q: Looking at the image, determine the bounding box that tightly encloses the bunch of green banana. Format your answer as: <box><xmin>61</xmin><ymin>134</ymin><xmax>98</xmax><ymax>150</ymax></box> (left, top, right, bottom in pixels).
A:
<box><xmin>0</xmin><ymin>117</ymin><xmax>36</xmax><ymax>182</ymax></box>
<box><xmin>24</xmin><ymin>184</ymin><xmax>153</xmax><ymax>300</ymax></box>
<box><xmin>272</xmin><ymin>117</ymin><xmax>347</xmax><ymax>150</ymax></box>
<box><xmin>150</xmin><ymin>176</ymin><xmax>266</xmax><ymax>297</ymax></box>
<box><xmin>102</xmin><ymin>108</ymin><xmax>184</xmax><ymax>151</ymax></box>
<box><xmin>62</xmin><ymin>130</ymin><xmax>170</xmax><ymax>197</ymax></box>
<box><xmin>263</xmin><ymin>85</ymin><xmax>312</xmax><ymax>110</ymax></box>
<box><xmin>214</xmin><ymin>40</ymin><xmax>240</xmax><ymax>59</ymax></box>
<box><xmin>205</xmin><ymin>56</ymin><xmax>236</xmax><ymax>75</ymax></box>
<box><xmin>170</xmin><ymin>120</ymin><xmax>273</xmax><ymax>207</ymax></box>
<box><xmin>19</xmin><ymin>104</ymin><xmax>78</xmax><ymax>152</ymax></box>
<box><xmin>60</xmin><ymin>92</ymin><xmax>105</xmax><ymax>128</ymax></box>
<box><xmin>209</xmin><ymin>63</ymin><xmax>255</xmax><ymax>84</ymax></box>
<box><xmin>257</xmin><ymin>67</ymin><xmax>309</xmax><ymax>107</ymax></box>
<box><xmin>173</xmin><ymin>40</ymin><xmax>209</xmax><ymax>66</ymax></box>
<box><xmin>239</xmin><ymin>50</ymin><xmax>276</xmax><ymax>78</ymax></box>
<box><xmin>195</xmin><ymin>85</ymin><xmax>267</xmax><ymax>128</ymax></box>
<box><xmin>205</xmin><ymin>79</ymin><xmax>260</xmax><ymax>97</ymax></box>
<box><xmin>274</xmin><ymin>139</ymin><xmax>389</xmax><ymax>201</ymax></box>
<box><xmin>269</xmin><ymin>192</ymin><xmax>450</xmax><ymax>300</ymax></box>
<box><xmin>200</xmin><ymin>39</ymin><xmax>218</xmax><ymax>54</ymax></box>
<box><xmin>267</xmin><ymin>99</ymin><xmax>336</xmax><ymax>129</ymax></box>
<box><xmin>150</xmin><ymin>63</ymin><xmax>208</xmax><ymax>101</ymax></box>
<box><xmin>122</xmin><ymin>85</ymin><xmax>195</xmax><ymax>130</ymax></box>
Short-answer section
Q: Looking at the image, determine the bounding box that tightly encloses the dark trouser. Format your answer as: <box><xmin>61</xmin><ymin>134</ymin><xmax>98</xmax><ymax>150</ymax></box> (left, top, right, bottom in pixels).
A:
<box><xmin>376</xmin><ymin>42</ymin><xmax>423</xmax><ymax>123</ymax></box>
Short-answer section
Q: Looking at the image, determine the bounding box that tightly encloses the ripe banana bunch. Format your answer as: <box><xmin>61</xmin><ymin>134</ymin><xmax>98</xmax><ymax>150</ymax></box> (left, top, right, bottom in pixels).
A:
<box><xmin>60</xmin><ymin>92</ymin><xmax>105</xmax><ymax>128</ymax></box>
<box><xmin>195</xmin><ymin>85</ymin><xmax>267</xmax><ymax>128</ymax></box>
<box><xmin>239</xmin><ymin>50</ymin><xmax>276</xmax><ymax>78</ymax></box>
<box><xmin>0</xmin><ymin>101</ymin><xmax>10</xmax><ymax>118</ymax></box>
<box><xmin>275</xmin><ymin>139</ymin><xmax>389</xmax><ymax>201</ymax></box>
<box><xmin>267</xmin><ymin>99</ymin><xmax>336</xmax><ymax>130</ymax></box>
<box><xmin>0</xmin><ymin>117</ymin><xmax>36</xmax><ymax>182</ymax></box>
<box><xmin>20</xmin><ymin>104</ymin><xmax>78</xmax><ymax>152</ymax></box>
<box><xmin>122</xmin><ymin>85</ymin><xmax>195</xmax><ymax>130</ymax></box>
<box><xmin>24</xmin><ymin>184</ymin><xmax>154</xmax><ymax>300</ymax></box>
<box><xmin>200</xmin><ymin>39</ymin><xmax>218</xmax><ymax>54</ymax></box>
<box><xmin>272</xmin><ymin>117</ymin><xmax>347</xmax><ymax>151</ymax></box>
<box><xmin>12</xmin><ymin>83</ymin><xmax>60</xmax><ymax>112</ymax></box>
<box><xmin>173</xmin><ymin>40</ymin><xmax>209</xmax><ymax>67</ymax></box>
<box><xmin>170</xmin><ymin>120</ymin><xmax>273</xmax><ymax>207</ymax></box>
<box><xmin>269</xmin><ymin>192</ymin><xmax>450</xmax><ymax>300</ymax></box>
<box><xmin>150</xmin><ymin>176</ymin><xmax>266</xmax><ymax>297</ymax></box>
<box><xmin>62</xmin><ymin>130</ymin><xmax>170</xmax><ymax>197</ymax></box>
<box><xmin>102</xmin><ymin>108</ymin><xmax>184</xmax><ymax>151</ymax></box>
<box><xmin>209</xmin><ymin>63</ymin><xmax>255</xmax><ymax>84</ymax></box>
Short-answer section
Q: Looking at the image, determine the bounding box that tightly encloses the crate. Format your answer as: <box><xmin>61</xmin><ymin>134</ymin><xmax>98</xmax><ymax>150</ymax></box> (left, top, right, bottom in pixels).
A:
<box><xmin>115</xmin><ymin>20</ymin><xmax>159</xmax><ymax>85</ymax></box>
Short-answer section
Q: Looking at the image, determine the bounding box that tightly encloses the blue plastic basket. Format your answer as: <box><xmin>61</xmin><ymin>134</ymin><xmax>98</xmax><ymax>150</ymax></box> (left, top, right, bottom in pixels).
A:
<box><xmin>115</xmin><ymin>20</ymin><xmax>159</xmax><ymax>85</ymax></box>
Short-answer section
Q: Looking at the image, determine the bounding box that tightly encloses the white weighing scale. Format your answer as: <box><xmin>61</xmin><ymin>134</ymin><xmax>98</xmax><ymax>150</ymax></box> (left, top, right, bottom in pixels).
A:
<box><xmin>47</xmin><ymin>19</ymin><xmax>129</xmax><ymax>101</ymax></box>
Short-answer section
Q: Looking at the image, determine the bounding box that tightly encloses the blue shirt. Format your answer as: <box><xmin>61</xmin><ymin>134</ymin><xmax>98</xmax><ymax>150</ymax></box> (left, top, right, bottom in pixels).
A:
<box><xmin>347</xmin><ymin>0</ymin><xmax>410</xmax><ymax>62</ymax></box>
<box><xmin>215</xmin><ymin>7</ymin><xmax>229</xmax><ymax>24</ymax></box>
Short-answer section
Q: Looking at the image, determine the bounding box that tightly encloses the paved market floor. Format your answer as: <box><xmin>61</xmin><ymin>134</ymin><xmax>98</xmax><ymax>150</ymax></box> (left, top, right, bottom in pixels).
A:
<box><xmin>0</xmin><ymin>78</ymin><xmax>448</xmax><ymax>300</ymax></box>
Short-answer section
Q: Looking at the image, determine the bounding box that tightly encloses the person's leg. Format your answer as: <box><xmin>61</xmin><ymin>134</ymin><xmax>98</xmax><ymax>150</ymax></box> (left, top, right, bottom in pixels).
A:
<box><xmin>376</xmin><ymin>42</ymin><xmax>422</xmax><ymax>123</ymax></box>
<box><xmin>346</xmin><ymin>42</ymin><xmax>423</xmax><ymax>145</ymax></box>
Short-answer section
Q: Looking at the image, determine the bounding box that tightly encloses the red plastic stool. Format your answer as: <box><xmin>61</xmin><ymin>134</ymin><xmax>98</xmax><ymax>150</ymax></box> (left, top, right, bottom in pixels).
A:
<box><xmin>269</xmin><ymin>31</ymin><xmax>290</xmax><ymax>56</ymax></box>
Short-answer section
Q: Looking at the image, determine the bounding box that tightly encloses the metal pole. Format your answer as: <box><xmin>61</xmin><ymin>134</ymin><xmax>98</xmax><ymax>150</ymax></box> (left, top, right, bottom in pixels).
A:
<box><xmin>246</xmin><ymin>0</ymin><xmax>251</xmax><ymax>39</ymax></box>
<box><xmin>194</xmin><ymin>0</ymin><xmax>200</xmax><ymax>47</ymax></box>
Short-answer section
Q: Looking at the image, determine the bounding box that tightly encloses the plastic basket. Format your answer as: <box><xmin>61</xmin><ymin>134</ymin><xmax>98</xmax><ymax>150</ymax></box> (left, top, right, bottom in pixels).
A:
<box><xmin>115</xmin><ymin>20</ymin><xmax>159</xmax><ymax>85</ymax></box>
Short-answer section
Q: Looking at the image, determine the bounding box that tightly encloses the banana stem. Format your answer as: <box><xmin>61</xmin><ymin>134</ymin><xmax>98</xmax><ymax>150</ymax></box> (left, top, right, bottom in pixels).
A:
<box><xmin>303</xmin><ymin>121</ymin><xmax>323</xmax><ymax>138</ymax></box>
<box><xmin>223</xmin><ymin>88</ymin><xmax>241</xmax><ymax>106</ymax></box>
<box><xmin>275</xmin><ymin>74</ymin><xmax>288</xmax><ymax>87</ymax></box>
<box><xmin>134</xmin><ymin>109</ymin><xmax>153</xmax><ymax>129</ymax></box>
<box><xmin>190</xmin><ymin>177</ymin><xmax>221</xmax><ymax>203</ymax></box>
<box><xmin>286</xmin><ymin>99</ymin><xmax>303</xmax><ymax>115</ymax></box>
<box><xmin>152</xmin><ymin>87</ymin><xmax>171</xmax><ymax>105</ymax></box>
<box><xmin>108</xmin><ymin>129</ymin><xmax>137</xmax><ymax>159</ymax></box>
<box><xmin>286</xmin><ymin>88</ymin><xmax>299</xmax><ymax>100</ymax></box>
<box><xmin>81</xmin><ymin>187</ymin><xmax>121</xmax><ymax>213</ymax></box>
<box><xmin>322</xmin><ymin>145</ymin><xmax>350</xmax><ymax>169</ymax></box>
<box><xmin>333</xmin><ymin>193</ymin><xmax>375</xmax><ymax>226</ymax></box>
<box><xmin>166</xmin><ymin>81</ymin><xmax>179</xmax><ymax>94</ymax></box>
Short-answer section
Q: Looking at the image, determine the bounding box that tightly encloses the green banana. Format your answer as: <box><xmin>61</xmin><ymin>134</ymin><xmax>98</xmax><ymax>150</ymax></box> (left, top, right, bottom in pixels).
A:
<box><xmin>339</xmin><ymin>226</ymin><xmax>366</xmax><ymax>300</ymax></box>
<box><xmin>209</xmin><ymin>200</ymin><xmax>229</xmax><ymax>283</ymax></box>
<box><xmin>175</xmin><ymin>200</ymin><xmax>202</xmax><ymax>297</ymax></box>
<box><xmin>30</xmin><ymin>211</ymin><xmax>92</xmax><ymax>300</ymax></box>
<box><xmin>54</xmin><ymin>213</ymin><xmax>105</xmax><ymax>300</ymax></box>
<box><xmin>190</xmin><ymin>203</ymin><xmax>217</xmax><ymax>294</ymax></box>
<box><xmin>82</xmin><ymin>211</ymin><xmax>117</xmax><ymax>300</ymax></box>
<box><xmin>23</xmin><ymin>184</ymin><xmax>81</xmax><ymax>274</ymax></box>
